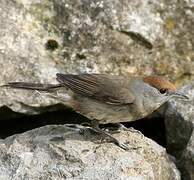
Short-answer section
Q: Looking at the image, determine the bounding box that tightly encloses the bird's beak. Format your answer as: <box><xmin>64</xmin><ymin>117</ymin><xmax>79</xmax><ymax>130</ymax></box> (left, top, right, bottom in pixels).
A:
<box><xmin>169</xmin><ymin>91</ymin><xmax>189</xmax><ymax>100</ymax></box>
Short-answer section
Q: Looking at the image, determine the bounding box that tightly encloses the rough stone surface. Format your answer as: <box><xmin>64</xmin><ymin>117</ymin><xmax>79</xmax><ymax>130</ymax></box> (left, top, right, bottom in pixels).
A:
<box><xmin>0</xmin><ymin>124</ymin><xmax>180</xmax><ymax>180</ymax></box>
<box><xmin>0</xmin><ymin>0</ymin><xmax>194</xmax><ymax>115</ymax></box>
<box><xmin>165</xmin><ymin>81</ymin><xmax>194</xmax><ymax>180</ymax></box>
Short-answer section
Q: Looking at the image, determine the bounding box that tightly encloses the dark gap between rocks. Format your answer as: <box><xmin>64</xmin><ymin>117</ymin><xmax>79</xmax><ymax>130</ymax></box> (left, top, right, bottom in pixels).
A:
<box><xmin>0</xmin><ymin>109</ymin><xmax>89</xmax><ymax>139</ymax></box>
<box><xmin>123</xmin><ymin>117</ymin><xmax>166</xmax><ymax>147</ymax></box>
<box><xmin>0</xmin><ymin>109</ymin><xmax>166</xmax><ymax>148</ymax></box>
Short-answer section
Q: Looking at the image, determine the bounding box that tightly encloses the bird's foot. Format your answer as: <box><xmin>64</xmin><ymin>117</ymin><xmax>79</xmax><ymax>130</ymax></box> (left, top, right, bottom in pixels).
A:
<box><xmin>90</xmin><ymin>126</ymin><xmax>130</xmax><ymax>150</ymax></box>
<box><xmin>65</xmin><ymin>123</ymin><xmax>131</xmax><ymax>150</ymax></box>
<box><xmin>65</xmin><ymin>124</ymin><xmax>85</xmax><ymax>129</ymax></box>
<box><xmin>114</xmin><ymin>123</ymin><xmax>129</xmax><ymax>131</ymax></box>
<box><xmin>111</xmin><ymin>138</ymin><xmax>130</xmax><ymax>150</ymax></box>
<box><xmin>110</xmin><ymin>123</ymin><xmax>142</xmax><ymax>134</ymax></box>
<box><xmin>101</xmin><ymin>123</ymin><xmax>127</xmax><ymax>132</ymax></box>
<box><xmin>80</xmin><ymin>122</ymin><xmax>91</xmax><ymax>127</ymax></box>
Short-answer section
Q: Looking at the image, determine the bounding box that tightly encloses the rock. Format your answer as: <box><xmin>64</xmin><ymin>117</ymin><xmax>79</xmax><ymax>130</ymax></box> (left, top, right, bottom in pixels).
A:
<box><xmin>165</xmin><ymin>81</ymin><xmax>194</xmax><ymax>180</ymax></box>
<box><xmin>0</xmin><ymin>124</ymin><xmax>180</xmax><ymax>180</ymax></box>
<box><xmin>0</xmin><ymin>0</ymin><xmax>194</xmax><ymax>115</ymax></box>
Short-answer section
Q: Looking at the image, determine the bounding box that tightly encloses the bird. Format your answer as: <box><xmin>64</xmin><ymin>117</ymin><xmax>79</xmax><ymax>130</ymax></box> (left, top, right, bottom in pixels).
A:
<box><xmin>2</xmin><ymin>73</ymin><xmax>189</xmax><ymax>150</ymax></box>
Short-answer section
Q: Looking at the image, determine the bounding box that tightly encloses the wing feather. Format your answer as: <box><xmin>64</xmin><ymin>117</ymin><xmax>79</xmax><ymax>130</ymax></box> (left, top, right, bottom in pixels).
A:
<box><xmin>56</xmin><ymin>73</ymin><xmax>135</xmax><ymax>105</ymax></box>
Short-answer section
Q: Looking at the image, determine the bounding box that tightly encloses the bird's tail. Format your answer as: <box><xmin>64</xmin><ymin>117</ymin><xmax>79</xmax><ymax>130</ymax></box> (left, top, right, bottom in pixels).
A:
<box><xmin>1</xmin><ymin>82</ymin><xmax>62</xmax><ymax>91</ymax></box>
<box><xmin>1</xmin><ymin>82</ymin><xmax>73</xmax><ymax>107</ymax></box>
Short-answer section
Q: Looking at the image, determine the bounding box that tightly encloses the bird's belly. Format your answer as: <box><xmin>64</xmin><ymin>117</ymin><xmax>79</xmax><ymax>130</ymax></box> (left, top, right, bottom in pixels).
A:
<box><xmin>72</xmin><ymin>96</ymin><xmax>137</xmax><ymax>124</ymax></box>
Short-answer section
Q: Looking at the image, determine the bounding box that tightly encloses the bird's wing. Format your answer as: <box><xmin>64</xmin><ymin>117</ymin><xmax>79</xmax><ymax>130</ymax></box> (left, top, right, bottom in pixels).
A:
<box><xmin>56</xmin><ymin>73</ymin><xmax>135</xmax><ymax>105</ymax></box>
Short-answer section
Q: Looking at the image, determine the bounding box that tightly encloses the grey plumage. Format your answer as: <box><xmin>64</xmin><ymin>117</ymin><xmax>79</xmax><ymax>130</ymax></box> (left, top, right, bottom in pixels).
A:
<box><xmin>2</xmin><ymin>73</ymin><xmax>189</xmax><ymax>150</ymax></box>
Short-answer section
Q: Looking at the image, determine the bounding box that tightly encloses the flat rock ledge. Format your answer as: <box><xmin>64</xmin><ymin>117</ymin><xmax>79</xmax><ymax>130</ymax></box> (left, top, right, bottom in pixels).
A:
<box><xmin>0</xmin><ymin>124</ymin><xmax>180</xmax><ymax>180</ymax></box>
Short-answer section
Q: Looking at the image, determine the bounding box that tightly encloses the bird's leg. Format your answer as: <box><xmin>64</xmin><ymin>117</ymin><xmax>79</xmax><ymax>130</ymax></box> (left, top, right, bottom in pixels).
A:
<box><xmin>113</xmin><ymin>123</ymin><xmax>144</xmax><ymax>137</ymax></box>
<box><xmin>101</xmin><ymin>123</ymin><xmax>143</xmax><ymax>141</ymax></box>
<box><xmin>90</xmin><ymin>120</ymin><xmax>129</xmax><ymax>150</ymax></box>
<box><xmin>101</xmin><ymin>123</ymin><xmax>128</xmax><ymax>132</ymax></box>
<box><xmin>101</xmin><ymin>123</ymin><xmax>129</xmax><ymax>132</ymax></box>
<box><xmin>80</xmin><ymin>122</ymin><xmax>91</xmax><ymax>127</ymax></box>
<box><xmin>115</xmin><ymin>123</ymin><xmax>129</xmax><ymax>131</ymax></box>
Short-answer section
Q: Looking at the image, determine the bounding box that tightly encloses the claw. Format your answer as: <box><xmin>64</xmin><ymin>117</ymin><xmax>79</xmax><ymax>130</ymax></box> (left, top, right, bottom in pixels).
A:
<box><xmin>114</xmin><ymin>139</ymin><xmax>129</xmax><ymax>150</ymax></box>
<box><xmin>90</xmin><ymin>126</ymin><xmax>130</xmax><ymax>150</ymax></box>
<box><xmin>64</xmin><ymin>123</ymin><xmax>130</xmax><ymax>150</ymax></box>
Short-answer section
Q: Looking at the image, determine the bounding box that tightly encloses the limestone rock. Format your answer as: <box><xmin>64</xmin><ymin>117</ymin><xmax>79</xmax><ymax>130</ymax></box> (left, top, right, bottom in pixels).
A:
<box><xmin>0</xmin><ymin>125</ymin><xmax>180</xmax><ymax>180</ymax></box>
<box><xmin>0</xmin><ymin>0</ymin><xmax>194</xmax><ymax>115</ymax></box>
<box><xmin>165</xmin><ymin>81</ymin><xmax>194</xmax><ymax>180</ymax></box>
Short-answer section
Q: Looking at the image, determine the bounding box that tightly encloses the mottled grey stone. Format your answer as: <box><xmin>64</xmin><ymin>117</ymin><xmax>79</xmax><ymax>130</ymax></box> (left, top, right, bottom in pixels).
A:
<box><xmin>165</xmin><ymin>81</ymin><xmax>194</xmax><ymax>180</ymax></box>
<box><xmin>0</xmin><ymin>125</ymin><xmax>180</xmax><ymax>180</ymax></box>
<box><xmin>0</xmin><ymin>0</ymin><xmax>194</xmax><ymax>115</ymax></box>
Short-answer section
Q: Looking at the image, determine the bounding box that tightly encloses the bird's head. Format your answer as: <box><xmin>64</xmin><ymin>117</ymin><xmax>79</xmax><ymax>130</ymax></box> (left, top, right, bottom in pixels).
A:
<box><xmin>143</xmin><ymin>76</ymin><xmax>189</xmax><ymax>100</ymax></box>
<box><xmin>137</xmin><ymin>76</ymin><xmax>189</xmax><ymax>113</ymax></box>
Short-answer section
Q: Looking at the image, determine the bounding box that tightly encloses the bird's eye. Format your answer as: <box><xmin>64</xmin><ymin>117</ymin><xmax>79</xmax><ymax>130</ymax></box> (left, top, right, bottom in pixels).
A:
<box><xmin>159</xmin><ymin>88</ymin><xmax>167</xmax><ymax>94</ymax></box>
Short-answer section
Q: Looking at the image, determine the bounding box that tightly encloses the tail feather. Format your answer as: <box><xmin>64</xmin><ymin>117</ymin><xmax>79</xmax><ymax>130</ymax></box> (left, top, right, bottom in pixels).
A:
<box><xmin>1</xmin><ymin>82</ymin><xmax>62</xmax><ymax>91</ymax></box>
